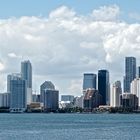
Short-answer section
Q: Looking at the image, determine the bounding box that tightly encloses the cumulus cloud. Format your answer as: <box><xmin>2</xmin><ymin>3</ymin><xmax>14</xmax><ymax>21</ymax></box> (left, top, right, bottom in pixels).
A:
<box><xmin>0</xmin><ymin>5</ymin><xmax>140</xmax><ymax>95</ymax></box>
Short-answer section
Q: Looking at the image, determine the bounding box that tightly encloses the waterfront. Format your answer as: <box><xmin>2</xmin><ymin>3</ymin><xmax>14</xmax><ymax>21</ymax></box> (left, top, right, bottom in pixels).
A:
<box><xmin>0</xmin><ymin>114</ymin><xmax>140</xmax><ymax>140</ymax></box>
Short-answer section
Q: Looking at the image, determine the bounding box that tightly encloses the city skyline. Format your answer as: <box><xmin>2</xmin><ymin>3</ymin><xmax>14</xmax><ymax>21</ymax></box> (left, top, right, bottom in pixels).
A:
<box><xmin>1</xmin><ymin>2</ymin><xmax>140</xmax><ymax>96</ymax></box>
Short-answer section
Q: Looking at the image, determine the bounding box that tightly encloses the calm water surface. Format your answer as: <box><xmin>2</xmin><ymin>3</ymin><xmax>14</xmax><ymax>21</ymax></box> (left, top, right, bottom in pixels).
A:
<box><xmin>0</xmin><ymin>113</ymin><xmax>140</xmax><ymax>140</ymax></box>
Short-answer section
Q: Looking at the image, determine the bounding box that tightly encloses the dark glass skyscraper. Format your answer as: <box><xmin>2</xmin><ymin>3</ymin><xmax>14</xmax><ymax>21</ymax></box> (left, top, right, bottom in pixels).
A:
<box><xmin>124</xmin><ymin>57</ymin><xmax>136</xmax><ymax>92</ymax></box>
<box><xmin>98</xmin><ymin>70</ymin><xmax>110</xmax><ymax>105</ymax></box>
<box><xmin>83</xmin><ymin>73</ymin><xmax>96</xmax><ymax>90</ymax></box>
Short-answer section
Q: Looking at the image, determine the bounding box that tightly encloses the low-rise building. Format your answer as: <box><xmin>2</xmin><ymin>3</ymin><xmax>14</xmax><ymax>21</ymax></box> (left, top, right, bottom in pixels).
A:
<box><xmin>0</xmin><ymin>93</ymin><xmax>10</xmax><ymax>108</ymax></box>
<box><xmin>73</xmin><ymin>96</ymin><xmax>84</xmax><ymax>108</ymax></box>
<box><xmin>61</xmin><ymin>95</ymin><xmax>74</xmax><ymax>102</ymax></box>
<box><xmin>120</xmin><ymin>93</ymin><xmax>138</xmax><ymax>110</ymax></box>
<box><xmin>84</xmin><ymin>89</ymin><xmax>102</xmax><ymax>111</ymax></box>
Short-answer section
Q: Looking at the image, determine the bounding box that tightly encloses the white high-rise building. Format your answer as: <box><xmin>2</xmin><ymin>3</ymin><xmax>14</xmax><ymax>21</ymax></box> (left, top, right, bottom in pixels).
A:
<box><xmin>110</xmin><ymin>81</ymin><xmax>122</xmax><ymax>107</ymax></box>
<box><xmin>131</xmin><ymin>78</ymin><xmax>140</xmax><ymax>106</ymax></box>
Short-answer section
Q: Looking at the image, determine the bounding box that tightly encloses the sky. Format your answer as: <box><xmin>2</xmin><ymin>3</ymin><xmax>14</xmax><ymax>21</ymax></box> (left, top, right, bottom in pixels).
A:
<box><xmin>0</xmin><ymin>1</ymin><xmax>140</xmax><ymax>96</ymax></box>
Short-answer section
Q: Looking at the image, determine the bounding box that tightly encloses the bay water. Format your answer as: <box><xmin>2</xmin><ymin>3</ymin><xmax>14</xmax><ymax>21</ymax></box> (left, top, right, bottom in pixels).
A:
<box><xmin>0</xmin><ymin>113</ymin><xmax>140</xmax><ymax>140</ymax></box>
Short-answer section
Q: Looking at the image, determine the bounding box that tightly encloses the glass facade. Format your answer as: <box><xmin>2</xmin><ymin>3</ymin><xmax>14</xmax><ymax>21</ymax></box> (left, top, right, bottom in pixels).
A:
<box><xmin>40</xmin><ymin>81</ymin><xmax>55</xmax><ymax>102</ymax></box>
<box><xmin>124</xmin><ymin>57</ymin><xmax>136</xmax><ymax>92</ymax></box>
<box><xmin>83</xmin><ymin>73</ymin><xmax>96</xmax><ymax>90</ymax></box>
<box><xmin>98</xmin><ymin>70</ymin><xmax>110</xmax><ymax>105</ymax></box>
<box><xmin>21</xmin><ymin>60</ymin><xmax>32</xmax><ymax>88</ymax></box>
<box><xmin>43</xmin><ymin>89</ymin><xmax>59</xmax><ymax>111</ymax></box>
<box><xmin>10</xmin><ymin>78</ymin><xmax>27</xmax><ymax>109</ymax></box>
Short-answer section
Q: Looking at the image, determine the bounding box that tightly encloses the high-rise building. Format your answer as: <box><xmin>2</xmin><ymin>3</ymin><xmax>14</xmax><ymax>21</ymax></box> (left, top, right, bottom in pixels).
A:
<box><xmin>83</xmin><ymin>73</ymin><xmax>96</xmax><ymax>96</ymax></box>
<box><xmin>120</xmin><ymin>93</ymin><xmax>138</xmax><ymax>110</ymax></box>
<box><xmin>110</xmin><ymin>81</ymin><xmax>122</xmax><ymax>107</ymax></box>
<box><xmin>83</xmin><ymin>73</ymin><xmax>96</xmax><ymax>90</ymax></box>
<box><xmin>131</xmin><ymin>78</ymin><xmax>140</xmax><ymax>106</ymax></box>
<box><xmin>21</xmin><ymin>60</ymin><xmax>32</xmax><ymax>104</ymax></box>
<box><xmin>10</xmin><ymin>75</ymin><xmax>27</xmax><ymax>112</ymax></box>
<box><xmin>84</xmin><ymin>89</ymin><xmax>102</xmax><ymax>111</ymax></box>
<box><xmin>21</xmin><ymin>60</ymin><xmax>32</xmax><ymax>88</ymax></box>
<box><xmin>43</xmin><ymin>89</ymin><xmax>59</xmax><ymax>112</ymax></box>
<box><xmin>124</xmin><ymin>57</ymin><xmax>136</xmax><ymax>92</ymax></box>
<box><xmin>40</xmin><ymin>81</ymin><xmax>55</xmax><ymax>102</ymax></box>
<box><xmin>7</xmin><ymin>73</ymin><xmax>21</xmax><ymax>93</ymax></box>
<box><xmin>40</xmin><ymin>81</ymin><xmax>59</xmax><ymax>111</ymax></box>
<box><xmin>98</xmin><ymin>70</ymin><xmax>110</xmax><ymax>105</ymax></box>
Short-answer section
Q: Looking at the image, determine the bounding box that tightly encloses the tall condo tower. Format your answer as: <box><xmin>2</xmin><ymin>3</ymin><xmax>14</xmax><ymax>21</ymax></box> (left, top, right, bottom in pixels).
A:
<box><xmin>10</xmin><ymin>74</ymin><xmax>27</xmax><ymax>112</ymax></box>
<box><xmin>98</xmin><ymin>70</ymin><xmax>110</xmax><ymax>105</ymax></box>
<box><xmin>124</xmin><ymin>57</ymin><xmax>136</xmax><ymax>92</ymax></box>
<box><xmin>21</xmin><ymin>60</ymin><xmax>32</xmax><ymax>104</ymax></box>
<box><xmin>83</xmin><ymin>73</ymin><xmax>96</xmax><ymax>92</ymax></box>
<box><xmin>110</xmin><ymin>81</ymin><xmax>122</xmax><ymax>107</ymax></box>
<box><xmin>40</xmin><ymin>81</ymin><xmax>59</xmax><ymax>112</ymax></box>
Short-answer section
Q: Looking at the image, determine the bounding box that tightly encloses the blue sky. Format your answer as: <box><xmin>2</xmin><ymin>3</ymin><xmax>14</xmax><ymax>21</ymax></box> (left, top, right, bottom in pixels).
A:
<box><xmin>0</xmin><ymin>0</ymin><xmax>140</xmax><ymax>21</ymax></box>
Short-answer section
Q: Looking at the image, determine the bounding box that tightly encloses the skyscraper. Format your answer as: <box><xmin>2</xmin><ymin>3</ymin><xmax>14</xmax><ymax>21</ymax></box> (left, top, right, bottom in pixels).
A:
<box><xmin>43</xmin><ymin>89</ymin><xmax>59</xmax><ymax>112</ymax></box>
<box><xmin>21</xmin><ymin>60</ymin><xmax>32</xmax><ymax>88</ymax></box>
<box><xmin>131</xmin><ymin>78</ymin><xmax>140</xmax><ymax>106</ymax></box>
<box><xmin>110</xmin><ymin>81</ymin><xmax>122</xmax><ymax>107</ymax></box>
<box><xmin>10</xmin><ymin>74</ymin><xmax>27</xmax><ymax>112</ymax></box>
<box><xmin>98</xmin><ymin>70</ymin><xmax>110</xmax><ymax>105</ymax></box>
<box><xmin>84</xmin><ymin>89</ymin><xmax>102</xmax><ymax>110</ymax></box>
<box><xmin>83</xmin><ymin>73</ymin><xmax>96</xmax><ymax>90</ymax></box>
<box><xmin>40</xmin><ymin>81</ymin><xmax>59</xmax><ymax>112</ymax></box>
<box><xmin>21</xmin><ymin>60</ymin><xmax>32</xmax><ymax>104</ymax></box>
<box><xmin>7</xmin><ymin>73</ymin><xmax>21</xmax><ymax>93</ymax></box>
<box><xmin>124</xmin><ymin>57</ymin><xmax>136</xmax><ymax>92</ymax></box>
<box><xmin>40</xmin><ymin>81</ymin><xmax>55</xmax><ymax>102</ymax></box>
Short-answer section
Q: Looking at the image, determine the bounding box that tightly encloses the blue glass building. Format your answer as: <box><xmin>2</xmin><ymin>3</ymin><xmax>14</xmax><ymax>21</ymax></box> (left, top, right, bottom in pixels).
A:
<box><xmin>43</xmin><ymin>89</ymin><xmax>59</xmax><ymax>112</ymax></box>
<box><xmin>10</xmin><ymin>76</ymin><xmax>27</xmax><ymax>112</ymax></box>
<box><xmin>124</xmin><ymin>57</ymin><xmax>136</xmax><ymax>92</ymax></box>
<box><xmin>21</xmin><ymin>60</ymin><xmax>32</xmax><ymax>88</ymax></box>
<box><xmin>21</xmin><ymin>60</ymin><xmax>32</xmax><ymax>104</ymax></box>
<box><xmin>83</xmin><ymin>73</ymin><xmax>96</xmax><ymax>90</ymax></box>
<box><xmin>98</xmin><ymin>70</ymin><xmax>110</xmax><ymax>105</ymax></box>
<box><xmin>40</xmin><ymin>81</ymin><xmax>55</xmax><ymax>102</ymax></box>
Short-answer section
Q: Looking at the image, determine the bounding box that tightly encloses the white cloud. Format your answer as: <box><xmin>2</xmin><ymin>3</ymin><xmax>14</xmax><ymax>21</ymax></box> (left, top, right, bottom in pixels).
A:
<box><xmin>91</xmin><ymin>5</ymin><xmax>120</xmax><ymax>21</ymax></box>
<box><xmin>49</xmin><ymin>6</ymin><xmax>76</xmax><ymax>19</ymax></box>
<box><xmin>0</xmin><ymin>62</ymin><xmax>4</xmax><ymax>71</ymax></box>
<box><xmin>0</xmin><ymin>5</ymin><xmax>140</xmax><ymax>95</ymax></box>
<box><xmin>68</xmin><ymin>79</ymin><xmax>82</xmax><ymax>96</ymax></box>
<box><xmin>8</xmin><ymin>53</ymin><xmax>22</xmax><ymax>58</ymax></box>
